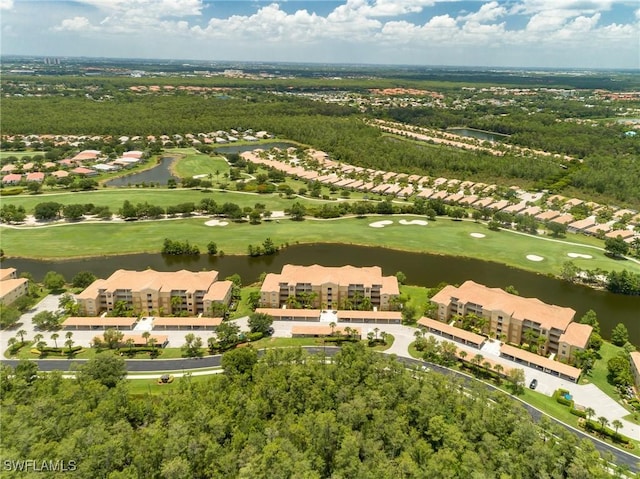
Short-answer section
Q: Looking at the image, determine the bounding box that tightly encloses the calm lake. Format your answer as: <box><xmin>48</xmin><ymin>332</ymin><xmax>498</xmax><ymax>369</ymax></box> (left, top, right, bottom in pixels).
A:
<box><xmin>105</xmin><ymin>157</ymin><xmax>178</xmax><ymax>187</ymax></box>
<box><xmin>2</xmin><ymin>244</ymin><xmax>638</xmax><ymax>344</ymax></box>
<box><xmin>448</xmin><ymin>127</ymin><xmax>509</xmax><ymax>142</ymax></box>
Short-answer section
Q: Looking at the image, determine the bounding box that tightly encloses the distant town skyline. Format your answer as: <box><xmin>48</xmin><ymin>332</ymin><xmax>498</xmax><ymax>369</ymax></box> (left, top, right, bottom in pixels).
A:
<box><xmin>1</xmin><ymin>0</ymin><xmax>639</xmax><ymax>69</ymax></box>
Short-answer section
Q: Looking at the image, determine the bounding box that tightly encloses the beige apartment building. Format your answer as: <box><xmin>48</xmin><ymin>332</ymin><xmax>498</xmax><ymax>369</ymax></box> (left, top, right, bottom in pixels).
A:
<box><xmin>0</xmin><ymin>268</ymin><xmax>29</xmax><ymax>305</ymax></box>
<box><xmin>76</xmin><ymin>269</ymin><xmax>232</xmax><ymax>317</ymax></box>
<box><xmin>260</xmin><ymin>264</ymin><xmax>400</xmax><ymax>311</ymax></box>
<box><xmin>430</xmin><ymin>280</ymin><xmax>591</xmax><ymax>357</ymax></box>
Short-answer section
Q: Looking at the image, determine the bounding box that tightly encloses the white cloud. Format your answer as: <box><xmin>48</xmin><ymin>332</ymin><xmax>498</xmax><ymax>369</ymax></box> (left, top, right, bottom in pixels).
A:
<box><xmin>53</xmin><ymin>16</ymin><xmax>98</xmax><ymax>32</ymax></box>
<box><xmin>458</xmin><ymin>2</ymin><xmax>506</xmax><ymax>23</ymax></box>
<box><xmin>0</xmin><ymin>0</ymin><xmax>13</xmax><ymax>10</ymax></box>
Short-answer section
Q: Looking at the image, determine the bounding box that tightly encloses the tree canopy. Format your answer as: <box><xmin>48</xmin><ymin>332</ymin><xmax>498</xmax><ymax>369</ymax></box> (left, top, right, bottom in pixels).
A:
<box><xmin>0</xmin><ymin>344</ymin><xmax>622</xmax><ymax>478</ymax></box>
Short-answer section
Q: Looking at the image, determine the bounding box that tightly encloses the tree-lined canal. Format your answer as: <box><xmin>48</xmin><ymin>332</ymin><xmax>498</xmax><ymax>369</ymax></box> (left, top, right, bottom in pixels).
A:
<box><xmin>2</xmin><ymin>243</ymin><xmax>638</xmax><ymax>344</ymax></box>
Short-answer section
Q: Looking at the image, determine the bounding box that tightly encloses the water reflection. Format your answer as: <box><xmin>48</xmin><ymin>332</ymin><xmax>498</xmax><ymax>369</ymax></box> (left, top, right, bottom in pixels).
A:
<box><xmin>2</xmin><ymin>243</ymin><xmax>638</xmax><ymax>343</ymax></box>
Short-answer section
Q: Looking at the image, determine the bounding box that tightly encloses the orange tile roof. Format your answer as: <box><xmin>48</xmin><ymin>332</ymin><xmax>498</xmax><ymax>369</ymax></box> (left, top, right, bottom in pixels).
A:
<box><xmin>559</xmin><ymin>322</ymin><xmax>592</xmax><ymax>349</ymax></box>
<box><xmin>500</xmin><ymin>344</ymin><xmax>581</xmax><ymax>380</ymax></box>
<box><xmin>63</xmin><ymin>316</ymin><xmax>137</xmax><ymax>327</ymax></box>
<box><xmin>431</xmin><ymin>281</ymin><xmax>575</xmax><ymax>332</ymax></box>
<box><xmin>262</xmin><ymin>264</ymin><xmax>398</xmax><ymax>294</ymax></box>
<box><xmin>417</xmin><ymin>316</ymin><xmax>486</xmax><ymax>345</ymax></box>
<box><xmin>79</xmin><ymin>269</ymin><xmax>220</xmax><ymax>298</ymax></box>
<box><xmin>153</xmin><ymin>317</ymin><xmax>223</xmax><ymax>327</ymax></box>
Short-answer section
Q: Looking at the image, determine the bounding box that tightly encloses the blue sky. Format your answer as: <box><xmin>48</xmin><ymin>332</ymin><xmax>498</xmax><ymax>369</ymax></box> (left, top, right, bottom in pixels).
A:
<box><xmin>1</xmin><ymin>0</ymin><xmax>639</xmax><ymax>68</ymax></box>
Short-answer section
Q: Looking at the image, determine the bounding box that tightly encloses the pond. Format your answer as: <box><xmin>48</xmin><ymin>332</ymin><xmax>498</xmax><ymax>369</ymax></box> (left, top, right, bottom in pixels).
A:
<box><xmin>447</xmin><ymin>127</ymin><xmax>509</xmax><ymax>142</ymax></box>
<box><xmin>105</xmin><ymin>157</ymin><xmax>179</xmax><ymax>187</ymax></box>
<box><xmin>2</xmin><ymin>243</ymin><xmax>638</xmax><ymax>344</ymax></box>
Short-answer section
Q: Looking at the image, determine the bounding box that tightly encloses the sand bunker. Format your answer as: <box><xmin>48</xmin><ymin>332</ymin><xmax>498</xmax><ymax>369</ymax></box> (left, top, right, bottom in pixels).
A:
<box><xmin>526</xmin><ymin>254</ymin><xmax>544</xmax><ymax>262</ymax></box>
<box><xmin>369</xmin><ymin>220</ymin><xmax>393</xmax><ymax>228</ymax></box>
<box><xmin>205</xmin><ymin>219</ymin><xmax>229</xmax><ymax>227</ymax></box>
<box><xmin>470</xmin><ymin>233</ymin><xmax>486</xmax><ymax>238</ymax></box>
<box><xmin>399</xmin><ymin>219</ymin><xmax>428</xmax><ymax>226</ymax></box>
<box><xmin>567</xmin><ymin>253</ymin><xmax>593</xmax><ymax>259</ymax></box>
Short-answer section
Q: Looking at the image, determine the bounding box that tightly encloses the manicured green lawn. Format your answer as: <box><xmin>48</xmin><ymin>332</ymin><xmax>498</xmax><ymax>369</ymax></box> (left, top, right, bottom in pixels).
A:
<box><xmin>368</xmin><ymin>334</ymin><xmax>395</xmax><ymax>352</ymax></box>
<box><xmin>0</xmin><ymin>187</ymin><xmax>330</xmax><ymax>213</ymax></box>
<box><xmin>1</xmin><ymin>151</ymin><xmax>48</xmax><ymax>159</ymax></box>
<box><xmin>4</xmin><ymin>215</ymin><xmax>638</xmax><ymax>279</ymax></box>
<box><xmin>168</xmin><ymin>148</ymin><xmax>230</xmax><ymax>179</ymax></box>
<box><xmin>230</xmin><ymin>286</ymin><xmax>260</xmax><ymax>320</ymax></box>
<box><xmin>580</xmin><ymin>341</ymin><xmax>628</xmax><ymax>403</ymax></box>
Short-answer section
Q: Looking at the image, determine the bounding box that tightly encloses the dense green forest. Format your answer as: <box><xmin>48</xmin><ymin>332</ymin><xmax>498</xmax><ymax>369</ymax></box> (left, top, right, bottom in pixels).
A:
<box><xmin>0</xmin><ymin>345</ymin><xmax>622</xmax><ymax>478</ymax></box>
<box><xmin>2</xmin><ymin>81</ymin><xmax>640</xmax><ymax>206</ymax></box>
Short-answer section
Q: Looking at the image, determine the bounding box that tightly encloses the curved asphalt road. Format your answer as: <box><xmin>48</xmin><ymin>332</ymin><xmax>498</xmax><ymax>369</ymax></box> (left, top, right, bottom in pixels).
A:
<box><xmin>2</xmin><ymin>348</ymin><xmax>638</xmax><ymax>472</ymax></box>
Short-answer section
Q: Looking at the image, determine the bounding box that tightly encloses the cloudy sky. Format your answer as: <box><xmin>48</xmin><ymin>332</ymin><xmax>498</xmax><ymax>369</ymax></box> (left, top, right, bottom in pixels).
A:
<box><xmin>1</xmin><ymin>0</ymin><xmax>639</xmax><ymax>69</ymax></box>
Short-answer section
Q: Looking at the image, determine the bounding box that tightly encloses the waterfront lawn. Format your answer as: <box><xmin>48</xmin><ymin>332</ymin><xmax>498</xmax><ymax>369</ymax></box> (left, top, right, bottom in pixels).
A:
<box><xmin>230</xmin><ymin>286</ymin><xmax>260</xmax><ymax>320</ymax></box>
<box><xmin>168</xmin><ymin>148</ymin><xmax>230</xmax><ymax>179</ymax></box>
<box><xmin>4</xmin><ymin>216</ymin><xmax>639</xmax><ymax>279</ymax></box>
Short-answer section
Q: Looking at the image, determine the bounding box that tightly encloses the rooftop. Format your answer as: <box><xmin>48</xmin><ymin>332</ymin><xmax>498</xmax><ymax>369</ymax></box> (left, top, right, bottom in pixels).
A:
<box><xmin>431</xmin><ymin>280</ymin><xmax>575</xmax><ymax>332</ymax></box>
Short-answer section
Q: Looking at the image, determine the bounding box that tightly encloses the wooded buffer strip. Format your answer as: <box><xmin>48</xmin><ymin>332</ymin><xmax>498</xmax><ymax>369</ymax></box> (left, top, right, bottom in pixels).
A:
<box><xmin>0</xmin><ymin>344</ymin><xmax>621</xmax><ymax>478</ymax></box>
<box><xmin>2</xmin><ymin>91</ymin><xmax>639</xmax><ymax>206</ymax></box>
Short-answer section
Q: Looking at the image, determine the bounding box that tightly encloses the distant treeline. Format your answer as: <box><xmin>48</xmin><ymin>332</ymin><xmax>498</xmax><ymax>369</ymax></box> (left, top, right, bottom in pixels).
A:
<box><xmin>2</xmin><ymin>88</ymin><xmax>639</xmax><ymax>207</ymax></box>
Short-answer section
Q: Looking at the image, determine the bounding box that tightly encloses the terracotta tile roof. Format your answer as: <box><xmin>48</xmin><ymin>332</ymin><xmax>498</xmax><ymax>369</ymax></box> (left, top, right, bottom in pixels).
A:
<box><xmin>431</xmin><ymin>280</ymin><xmax>575</xmax><ymax>332</ymax></box>
<box><xmin>153</xmin><ymin>317</ymin><xmax>223</xmax><ymax>327</ymax></box>
<box><xmin>559</xmin><ymin>322</ymin><xmax>592</xmax><ymax>349</ymax></box>
<box><xmin>63</xmin><ymin>316</ymin><xmax>137</xmax><ymax>328</ymax></box>
<box><xmin>500</xmin><ymin>344</ymin><xmax>581</xmax><ymax>380</ymax></box>
<box><xmin>417</xmin><ymin>316</ymin><xmax>486</xmax><ymax>345</ymax></box>
<box><xmin>291</xmin><ymin>325</ymin><xmax>361</xmax><ymax>336</ymax></box>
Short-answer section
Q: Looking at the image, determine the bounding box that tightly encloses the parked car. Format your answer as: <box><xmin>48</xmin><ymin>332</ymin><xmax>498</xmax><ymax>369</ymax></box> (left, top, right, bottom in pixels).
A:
<box><xmin>529</xmin><ymin>379</ymin><xmax>538</xmax><ymax>390</ymax></box>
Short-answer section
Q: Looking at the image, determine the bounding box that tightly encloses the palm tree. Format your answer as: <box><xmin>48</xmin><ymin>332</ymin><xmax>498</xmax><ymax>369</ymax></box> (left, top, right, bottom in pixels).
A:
<box><xmin>585</xmin><ymin>407</ymin><xmax>596</xmax><ymax>424</ymax></box>
<box><xmin>17</xmin><ymin>329</ymin><xmax>27</xmax><ymax>344</ymax></box>
<box><xmin>65</xmin><ymin>331</ymin><xmax>73</xmax><ymax>341</ymax></box>
<box><xmin>611</xmin><ymin>419</ymin><xmax>623</xmax><ymax>438</ymax></box>
<box><xmin>7</xmin><ymin>337</ymin><xmax>17</xmax><ymax>351</ymax></box>
<box><xmin>459</xmin><ymin>350</ymin><xmax>468</xmax><ymax>362</ymax></box>
<box><xmin>472</xmin><ymin>353</ymin><xmax>484</xmax><ymax>369</ymax></box>
<box><xmin>149</xmin><ymin>337</ymin><xmax>158</xmax><ymax>352</ymax></box>
<box><xmin>65</xmin><ymin>338</ymin><xmax>74</xmax><ymax>352</ymax></box>
<box><xmin>343</xmin><ymin>326</ymin><xmax>353</xmax><ymax>339</ymax></box>
<box><xmin>373</xmin><ymin>327</ymin><xmax>380</xmax><ymax>340</ymax></box>
<box><xmin>329</xmin><ymin>322</ymin><xmax>336</xmax><ymax>336</ymax></box>
<box><xmin>50</xmin><ymin>333</ymin><xmax>59</xmax><ymax>349</ymax></box>
<box><xmin>126</xmin><ymin>338</ymin><xmax>135</xmax><ymax>352</ymax></box>
<box><xmin>597</xmin><ymin>416</ymin><xmax>609</xmax><ymax>432</ymax></box>
<box><xmin>380</xmin><ymin>331</ymin><xmax>388</xmax><ymax>344</ymax></box>
<box><xmin>142</xmin><ymin>331</ymin><xmax>151</xmax><ymax>345</ymax></box>
<box><xmin>33</xmin><ymin>333</ymin><xmax>43</xmax><ymax>347</ymax></box>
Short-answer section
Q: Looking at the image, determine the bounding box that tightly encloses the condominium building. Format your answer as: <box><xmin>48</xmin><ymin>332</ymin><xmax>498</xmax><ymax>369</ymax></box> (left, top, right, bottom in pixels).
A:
<box><xmin>430</xmin><ymin>280</ymin><xmax>591</xmax><ymax>356</ymax></box>
<box><xmin>260</xmin><ymin>264</ymin><xmax>400</xmax><ymax>311</ymax></box>
<box><xmin>76</xmin><ymin>269</ymin><xmax>232</xmax><ymax>317</ymax></box>
<box><xmin>0</xmin><ymin>268</ymin><xmax>29</xmax><ymax>305</ymax></box>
